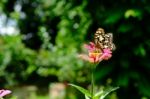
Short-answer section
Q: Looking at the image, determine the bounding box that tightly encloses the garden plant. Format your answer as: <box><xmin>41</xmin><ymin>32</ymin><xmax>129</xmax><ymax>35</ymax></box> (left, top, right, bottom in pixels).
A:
<box><xmin>70</xmin><ymin>28</ymin><xmax>119</xmax><ymax>99</ymax></box>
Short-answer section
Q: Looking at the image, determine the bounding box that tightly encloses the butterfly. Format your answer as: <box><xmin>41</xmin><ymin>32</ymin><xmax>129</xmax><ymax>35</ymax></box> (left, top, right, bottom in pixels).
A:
<box><xmin>94</xmin><ymin>28</ymin><xmax>116</xmax><ymax>51</ymax></box>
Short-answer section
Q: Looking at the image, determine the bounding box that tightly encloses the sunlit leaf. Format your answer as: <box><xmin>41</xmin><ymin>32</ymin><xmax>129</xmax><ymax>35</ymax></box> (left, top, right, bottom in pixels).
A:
<box><xmin>93</xmin><ymin>90</ymin><xmax>103</xmax><ymax>99</ymax></box>
<box><xmin>99</xmin><ymin>87</ymin><xmax>119</xmax><ymax>99</ymax></box>
<box><xmin>69</xmin><ymin>84</ymin><xmax>91</xmax><ymax>97</ymax></box>
<box><xmin>124</xmin><ymin>9</ymin><xmax>143</xmax><ymax>20</ymax></box>
<box><xmin>85</xmin><ymin>95</ymin><xmax>90</xmax><ymax>99</ymax></box>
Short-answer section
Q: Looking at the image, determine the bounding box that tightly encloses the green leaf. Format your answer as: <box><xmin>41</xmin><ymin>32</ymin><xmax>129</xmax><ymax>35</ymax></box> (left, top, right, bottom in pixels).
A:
<box><xmin>104</xmin><ymin>10</ymin><xmax>123</xmax><ymax>25</ymax></box>
<box><xmin>85</xmin><ymin>95</ymin><xmax>90</xmax><ymax>99</ymax></box>
<box><xmin>124</xmin><ymin>9</ymin><xmax>143</xmax><ymax>20</ymax></box>
<box><xmin>134</xmin><ymin>45</ymin><xmax>146</xmax><ymax>57</ymax></box>
<box><xmin>93</xmin><ymin>90</ymin><xmax>103</xmax><ymax>99</ymax></box>
<box><xmin>117</xmin><ymin>24</ymin><xmax>133</xmax><ymax>33</ymax></box>
<box><xmin>69</xmin><ymin>84</ymin><xmax>91</xmax><ymax>97</ymax></box>
<box><xmin>99</xmin><ymin>87</ymin><xmax>119</xmax><ymax>99</ymax></box>
<box><xmin>93</xmin><ymin>87</ymin><xmax>119</xmax><ymax>99</ymax></box>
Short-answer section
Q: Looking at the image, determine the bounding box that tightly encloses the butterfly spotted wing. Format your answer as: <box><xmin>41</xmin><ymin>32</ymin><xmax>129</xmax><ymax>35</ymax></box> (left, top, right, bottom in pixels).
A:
<box><xmin>94</xmin><ymin>28</ymin><xmax>115</xmax><ymax>51</ymax></box>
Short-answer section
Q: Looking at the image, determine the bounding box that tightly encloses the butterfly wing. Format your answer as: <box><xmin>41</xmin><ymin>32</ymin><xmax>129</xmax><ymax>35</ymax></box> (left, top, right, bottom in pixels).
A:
<box><xmin>94</xmin><ymin>28</ymin><xmax>105</xmax><ymax>49</ymax></box>
<box><xmin>104</xmin><ymin>33</ymin><xmax>116</xmax><ymax>50</ymax></box>
<box><xmin>94</xmin><ymin>28</ymin><xmax>116</xmax><ymax>51</ymax></box>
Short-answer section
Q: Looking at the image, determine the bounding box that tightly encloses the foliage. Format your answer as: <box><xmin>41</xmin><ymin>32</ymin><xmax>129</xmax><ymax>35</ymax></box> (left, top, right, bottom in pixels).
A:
<box><xmin>0</xmin><ymin>35</ymin><xmax>37</xmax><ymax>86</ymax></box>
<box><xmin>69</xmin><ymin>84</ymin><xmax>119</xmax><ymax>99</ymax></box>
<box><xmin>0</xmin><ymin>0</ymin><xmax>150</xmax><ymax>99</ymax></box>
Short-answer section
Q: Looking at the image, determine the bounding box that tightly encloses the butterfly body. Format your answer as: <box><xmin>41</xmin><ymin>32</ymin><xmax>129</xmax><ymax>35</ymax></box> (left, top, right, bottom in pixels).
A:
<box><xmin>94</xmin><ymin>28</ymin><xmax>115</xmax><ymax>51</ymax></box>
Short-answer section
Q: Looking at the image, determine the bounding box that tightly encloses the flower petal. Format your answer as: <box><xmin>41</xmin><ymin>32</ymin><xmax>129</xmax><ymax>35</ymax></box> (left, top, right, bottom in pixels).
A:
<box><xmin>0</xmin><ymin>89</ymin><xmax>11</xmax><ymax>97</ymax></box>
<box><xmin>103</xmin><ymin>48</ymin><xmax>112</xmax><ymax>54</ymax></box>
<box><xmin>99</xmin><ymin>52</ymin><xmax>112</xmax><ymax>61</ymax></box>
<box><xmin>79</xmin><ymin>43</ymin><xmax>113</xmax><ymax>63</ymax></box>
<box><xmin>84</xmin><ymin>42</ymin><xmax>96</xmax><ymax>52</ymax></box>
<box><xmin>78</xmin><ymin>54</ymin><xmax>90</xmax><ymax>62</ymax></box>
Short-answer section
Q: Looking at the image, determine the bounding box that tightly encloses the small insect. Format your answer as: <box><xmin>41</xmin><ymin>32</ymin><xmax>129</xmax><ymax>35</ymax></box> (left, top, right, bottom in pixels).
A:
<box><xmin>94</xmin><ymin>28</ymin><xmax>116</xmax><ymax>51</ymax></box>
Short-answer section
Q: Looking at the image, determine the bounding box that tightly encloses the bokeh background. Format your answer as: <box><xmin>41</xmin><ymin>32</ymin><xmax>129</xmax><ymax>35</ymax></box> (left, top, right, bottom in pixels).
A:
<box><xmin>0</xmin><ymin>0</ymin><xmax>150</xmax><ymax>99</ymax></box>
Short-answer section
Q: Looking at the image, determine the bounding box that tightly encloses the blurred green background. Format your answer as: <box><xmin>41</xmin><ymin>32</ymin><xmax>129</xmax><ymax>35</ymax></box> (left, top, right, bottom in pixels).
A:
<box><xmin>0</xmin><ymin>0</ymin><xmax>150</xmax><ymax>99</ymax></box>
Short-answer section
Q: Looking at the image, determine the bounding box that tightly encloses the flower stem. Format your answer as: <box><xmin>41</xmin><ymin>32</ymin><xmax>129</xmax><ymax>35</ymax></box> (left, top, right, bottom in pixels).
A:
<box><xmin>91</xmin><ymin>66</ymin><xmax>95</xmax><ymax>99</ymax></box>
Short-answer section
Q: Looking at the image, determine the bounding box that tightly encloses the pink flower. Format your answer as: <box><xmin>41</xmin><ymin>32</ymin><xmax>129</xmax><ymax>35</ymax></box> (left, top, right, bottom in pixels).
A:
<box><xmin>100</xmin><ymin>48</ymin><xmax>112</xmax><ymax>60</ymax></box>
<box><xmin>84</xmin><ymin>42</ymin><xmax>96</xmax><ymax>52</ymax></box>
<box><xmin>0</xmin><ymin>89</ymin><xmax>11</xmax><ymax>98</ymax></box>
<box><xmin>78</xmin><ymin>42</ymin><xmax>112</xmax><ymax>63</ymax></box>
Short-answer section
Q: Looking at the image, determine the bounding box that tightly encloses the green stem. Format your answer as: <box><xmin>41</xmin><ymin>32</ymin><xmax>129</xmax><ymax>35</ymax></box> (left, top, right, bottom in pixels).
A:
<box><xmin>91</xmin><ymin>65</ymin><xmax>95</xmax><ymax>99</ymax></box>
